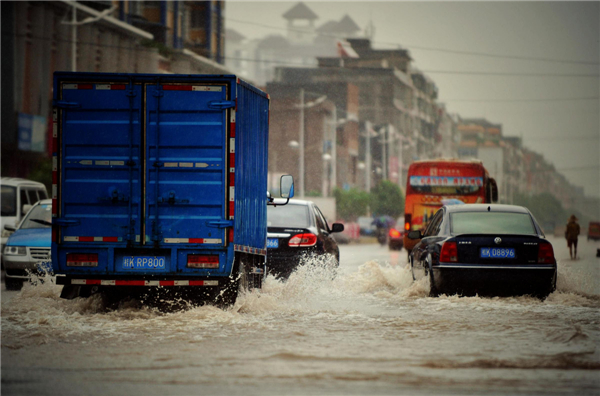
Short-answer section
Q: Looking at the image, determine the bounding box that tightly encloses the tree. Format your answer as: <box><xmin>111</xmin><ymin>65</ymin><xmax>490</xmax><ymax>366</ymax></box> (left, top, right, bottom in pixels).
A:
<box><xmin>333</xmin><ymin>188</ymin><xmax>370</xmax><ymax>221</ymax></box>
<box><xmin>370</xmin><ymin>180</ymin><xmax>404</xmax><ymax>219</ymax></box>
<box><xmin>513</xmin><ymin>192</ymin><xmax>587</xmax><ymax>232</ymax></box>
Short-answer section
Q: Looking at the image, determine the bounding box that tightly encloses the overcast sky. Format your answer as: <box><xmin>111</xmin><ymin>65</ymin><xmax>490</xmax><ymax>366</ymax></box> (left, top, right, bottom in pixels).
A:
<box><xmin>225</xmin><ymin>1</ymin><xmax>600</xmax><ymax>199</ymax></box>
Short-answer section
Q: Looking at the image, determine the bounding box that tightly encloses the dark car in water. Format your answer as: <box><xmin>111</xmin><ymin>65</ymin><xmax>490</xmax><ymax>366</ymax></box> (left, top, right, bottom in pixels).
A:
<box><xmin>408</xmin><ymin>204</ymin><xmax>557</xmax><ymax>298</ymax></box>
<box><xmin>266</xmin><ymin>199</ymin><xmax>344</xmax><ymax>279</ymax></box>
<box><xmin>388</xmin><ymin>218</ymin><xmax>405</xmax><ymax>251</ymax></box>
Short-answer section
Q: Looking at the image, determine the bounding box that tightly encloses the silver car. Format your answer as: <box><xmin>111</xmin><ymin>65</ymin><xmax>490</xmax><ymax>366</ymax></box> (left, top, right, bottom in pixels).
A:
<box><xmin>3</xmin><ymin>199</ymin><xmax>52</xmax><ymax>290</ymax></box>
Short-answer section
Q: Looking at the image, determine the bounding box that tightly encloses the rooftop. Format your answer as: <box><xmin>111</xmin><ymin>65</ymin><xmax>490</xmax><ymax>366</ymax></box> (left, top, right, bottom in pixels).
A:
<box><xmin>283</xmin><ymin>2</ymin><xmax>319</xmax><ymax>21</ymax></box>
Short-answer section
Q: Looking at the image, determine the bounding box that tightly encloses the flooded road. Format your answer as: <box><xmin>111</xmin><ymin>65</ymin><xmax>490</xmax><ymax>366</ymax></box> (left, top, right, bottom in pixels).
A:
<box><xmin>2</xmin><ymin>236</ymin><xmax>599</xmax><ymax>395</ymax></box>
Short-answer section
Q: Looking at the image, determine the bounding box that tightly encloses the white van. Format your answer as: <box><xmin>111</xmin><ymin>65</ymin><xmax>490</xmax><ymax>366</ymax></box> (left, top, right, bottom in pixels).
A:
<box><xmin>1</xmin><ymin>178</ymin><xmax>48</xmax><ymax>257</ymax></box>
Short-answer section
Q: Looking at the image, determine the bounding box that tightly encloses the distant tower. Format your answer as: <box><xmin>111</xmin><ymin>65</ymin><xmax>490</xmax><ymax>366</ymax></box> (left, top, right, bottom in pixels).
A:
<box><xmin>282</xmin><ymin>2</ymin><xmax>319</xmax><ymax>45</ymax></box>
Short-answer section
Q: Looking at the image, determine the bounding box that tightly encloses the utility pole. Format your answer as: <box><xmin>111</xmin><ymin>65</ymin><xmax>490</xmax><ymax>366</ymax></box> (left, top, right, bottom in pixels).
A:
<box><xmin>381</xmin><ymin>125</ymin><xmax>387</xmax><ymax>180</ymax></box>
<box><xmin>299</xmin><ymin>88</ymin><xmax>305</xmax><ymax>198</ymax></box>
<box><xmin>365</xmin><ymin>121</ymin><xmax>372</xmax><ymax>192</ymax></box>
<box><xmin>71</xmin><ymin>4</ymin><xmax>77</xmax><ymax>71</ymax></box>
<box><xmin>331</xmin><ymin>105</ymin><xmax>337</xmax><ymax>193</ymax></box>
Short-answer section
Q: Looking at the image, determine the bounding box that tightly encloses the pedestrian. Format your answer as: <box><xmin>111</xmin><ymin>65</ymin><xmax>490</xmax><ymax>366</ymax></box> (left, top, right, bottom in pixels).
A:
<box><xmin>565</xmin><ymin>214</ymin><xmax>580</xmax><ymax>260</ymax></box>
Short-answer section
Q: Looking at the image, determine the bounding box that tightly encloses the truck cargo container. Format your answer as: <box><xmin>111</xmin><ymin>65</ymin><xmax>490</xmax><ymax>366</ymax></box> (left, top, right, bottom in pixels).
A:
<box><xmin>51</xmin><ymin>72</ymin><xmax>291</xmax><ymax>305</ymax></box>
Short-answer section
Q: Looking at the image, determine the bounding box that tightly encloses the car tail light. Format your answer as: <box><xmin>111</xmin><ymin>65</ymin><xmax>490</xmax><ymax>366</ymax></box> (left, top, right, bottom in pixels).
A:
<box><xmin>537</xmin><ymin>242</ymin><xmax>555</xmax><ymax>263</ymax></box>
<box><xmin>389</xmin><ymin>228</ymin><xmax>401</xmax><ymax>238</ymax></box>
<box><xmin>288</xmin><ymin>233</ymin><xmax>317</xmax><ymax>247</ymax></box>
<box><xmin>404</xmin><ymin>214</ymin><xmax>411</xmax><ymax>231</ymax></box>
<box><xmin>187</xmin><ymin>254</ymin><xmax>219</xmax><ymax>269</ymax></box>
<box><xmin>440</xmin><ymin>241</ymin><xmax>458</xmax><ymax>262</ymax></box>
<box><xmin>66</xmin><ymin>253</ymin><xmax>98</xmax><ymax>267</ymax></box>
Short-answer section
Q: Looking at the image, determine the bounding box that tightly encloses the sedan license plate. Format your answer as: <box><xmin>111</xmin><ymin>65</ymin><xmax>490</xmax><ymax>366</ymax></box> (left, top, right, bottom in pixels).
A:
<box><xmin>122</xmin><ymin>256</ymin><xmax>166</xmax><ymax>270</ymax></box>
<box><xmin>480</xmin><ymin>248</ymin><xmax>515</xmax><ymax>259</ymax></box>
<box><xmin>267</xmin><ymin>238</ymin><xmax>279</xmax><ymax>249</ymax></box>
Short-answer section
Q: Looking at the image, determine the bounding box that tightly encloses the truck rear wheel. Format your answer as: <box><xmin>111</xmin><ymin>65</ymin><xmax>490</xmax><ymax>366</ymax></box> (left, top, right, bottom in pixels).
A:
<box><xmin>5</xmin><ymin>278</ymin><xmax>23</xmax><ymax>291</ymax></box>
<box><xmin>216</xmin><ymin>259</ymin><xmax>247</xmax><ymax>307</ymax></box>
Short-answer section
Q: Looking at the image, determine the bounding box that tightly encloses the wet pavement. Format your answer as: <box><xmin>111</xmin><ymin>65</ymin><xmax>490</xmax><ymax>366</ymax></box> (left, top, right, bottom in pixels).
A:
<box><xmin>1</xmin><ymin>236</ymin><xmax>599</xmax><ymax>395</ymax></box>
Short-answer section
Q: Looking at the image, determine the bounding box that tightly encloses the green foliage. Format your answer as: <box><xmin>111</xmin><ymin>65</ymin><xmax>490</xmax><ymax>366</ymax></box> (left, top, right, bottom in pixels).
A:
<box><xmin>369</xmin><ymin>180</ymin><xmax>404</xmax><ymax>219</ymax></box>
<box><xmin>333</xmin><ymin>187</ymin><xmax>370</xmax><ymax>221</ymax></box>
<box><xmin>513</xmin><ymin>192</ymin><xmax>587</xmax><ymax>232</ymax></box>
<box><xmin>141</xmin><ymin>39</ymin><xmax>174</xmax><ymax>59</ymax></box>
<box><xmin>305</xmin><ymin>190</ymin><xmax>322</xmax><ymax>197</ymax></box>
<box><xmin>27</xmin><ymin>157</ymin><xmax>53</xmax><ymax>193</ymax></box>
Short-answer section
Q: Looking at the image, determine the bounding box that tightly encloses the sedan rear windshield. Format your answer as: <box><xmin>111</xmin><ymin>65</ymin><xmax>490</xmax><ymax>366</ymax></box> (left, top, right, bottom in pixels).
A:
<box><xmin>267</xmin><ymin>204</ymin><xmax>310</xmax><ymax>228</ymax></box>
<box><xmin>20</xmin><ymin>203</ymin><xmax>52</xmax><ymax>229</ymax></box>
<box><xmin>450</xmin><ymin>212</ymin><xmax>536</xmax><ymax>235</ymax></box>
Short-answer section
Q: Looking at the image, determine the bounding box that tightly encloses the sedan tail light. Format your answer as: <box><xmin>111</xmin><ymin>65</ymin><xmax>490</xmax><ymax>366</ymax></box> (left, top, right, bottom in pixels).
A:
<box><xmin>440</xmin><ymin>241</ymin><xmax>458</xmax><ymax>262</ymax></box>
<box><xmin>67</xmin><ymin>253</ymin><xmax>98</xmax><ymax>267</ymax></box>
<box><xmin>288</xmin><ymin>233</ymin><xmax>317</xmax><ymax>247</ymax></box>
<box><xmin>537</xmin><ymin>242</ymin><xmax>555</xmax><ymax>263</ymax></box>
<box><xmin>187</xmin><ymin>254</ymin><xmax>219</xmax><ymax>268</ymax></box>
<box><xmin>389</xmin><ymin>228</ymin><xmax>401</xmax><ymax>238</ymax></box>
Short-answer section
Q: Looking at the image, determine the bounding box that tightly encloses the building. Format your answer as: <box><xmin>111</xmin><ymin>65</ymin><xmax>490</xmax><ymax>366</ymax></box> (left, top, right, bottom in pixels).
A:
<box><xmin>267</xmin><ymin>83</ymin><xmax>360</xmax><ymax>197</ymax></box>
<box><xmin>271</xmin><ymin>38</ymin><xmax>415</xmax><ymax>191</ymax></box>
<box><xmin>1</xmin><ymin>1</ymin><xmax>228</xmax><ymax>183</ymax></box>
<box><xmin>228</xmin><ymin>2</ymin><xmax>363</xmax><ymax>86</ymax></box>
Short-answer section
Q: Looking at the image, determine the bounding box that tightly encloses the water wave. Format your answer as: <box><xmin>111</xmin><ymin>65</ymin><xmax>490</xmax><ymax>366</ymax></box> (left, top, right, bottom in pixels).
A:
<box><xmin>420</xmin><ymin>351</ymin><xmax>600</xmax><ymax>370</ymax></box>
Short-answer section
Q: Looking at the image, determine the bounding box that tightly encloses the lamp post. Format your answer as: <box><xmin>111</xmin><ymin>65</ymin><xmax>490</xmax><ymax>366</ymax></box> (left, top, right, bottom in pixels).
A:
<box><xmin>365</xmin><ymin>121</ymin><xmax>373</xmax><ymax>192</ymax></box>
<box><xmin>322</xmin><ymin>153</ymin><xmax>332</xmax><ymax>196</ymax></box>
<box><xmin>295</xmin><ymin>89</ymin><xmax>327</xmax><ymax>198</ymax></box>
<box><xmin>299</xmin><ymin>88</ymin><xmax>305</xmax><ymax>198</ymax></box>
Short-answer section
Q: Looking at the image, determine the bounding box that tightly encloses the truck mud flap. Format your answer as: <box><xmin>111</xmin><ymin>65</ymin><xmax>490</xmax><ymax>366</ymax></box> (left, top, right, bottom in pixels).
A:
<box><xmin>60</xmin><ymin>285</ymin><xmax>93</xmax><ymax>300</ymax></box>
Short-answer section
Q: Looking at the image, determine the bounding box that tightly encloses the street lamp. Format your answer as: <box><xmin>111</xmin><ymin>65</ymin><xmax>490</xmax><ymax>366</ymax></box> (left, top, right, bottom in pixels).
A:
<box><xmin>295</xmin><ymin>88</ymin><xmax>328</xmax><ymax>198</ymax></box>
<box><xmin>322</xmin><ymin>153</ymin><xmax>332</xmax><ymax>196</ymax></box>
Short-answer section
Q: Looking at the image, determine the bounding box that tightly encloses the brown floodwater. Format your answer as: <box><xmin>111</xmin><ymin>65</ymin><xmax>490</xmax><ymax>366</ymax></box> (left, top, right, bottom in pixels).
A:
<box><xmin>2</xmin><ymin>236</ymin><xmax>599</xmax><ymax>395</ymax></box>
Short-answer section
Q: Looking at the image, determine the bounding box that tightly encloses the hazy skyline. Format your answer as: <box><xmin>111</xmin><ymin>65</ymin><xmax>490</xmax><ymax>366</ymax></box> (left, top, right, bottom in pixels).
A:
<box><xmin>226</xmin><ymin>1</ymin><xmax>600</xmax><ymax>199</ymax></box>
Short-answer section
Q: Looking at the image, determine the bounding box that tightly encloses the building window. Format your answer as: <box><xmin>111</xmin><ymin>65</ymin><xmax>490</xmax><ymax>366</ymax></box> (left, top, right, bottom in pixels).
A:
<box><xmin>190</xmin><ymin>8</ymin><xmax>203</xmax><ymax>28</ymax></box>
<box><xmin>129</xmin><ymin>0</ymin><xmax>141</xmax><ymax>16</ymax></box>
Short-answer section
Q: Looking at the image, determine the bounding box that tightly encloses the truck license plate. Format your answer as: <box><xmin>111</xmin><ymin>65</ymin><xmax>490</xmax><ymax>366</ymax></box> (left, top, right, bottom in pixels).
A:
<box><xmin>122</xmin><ymin>256</ymin><xmax>166</xmax><ymax>270</ymax></box>
<box><xmin>480</xmin><ymin>248</ymin><xmax>515</xmax><ymax>259</ymax></box>
<box><xmin>267</xmin><ymin>238</ymin><xmax>279</xmax><ymax>249</ymax></box>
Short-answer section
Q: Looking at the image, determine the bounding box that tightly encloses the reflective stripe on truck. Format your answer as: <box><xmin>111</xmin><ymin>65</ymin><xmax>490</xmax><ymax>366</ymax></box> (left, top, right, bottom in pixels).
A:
<box><xmin>60</xmin><ymin>278</ymin><xmax>219</xmax><ymax>286</ymax></box>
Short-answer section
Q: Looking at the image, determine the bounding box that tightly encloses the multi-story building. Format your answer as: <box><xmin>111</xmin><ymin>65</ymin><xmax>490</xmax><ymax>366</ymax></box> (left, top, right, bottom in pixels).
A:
<box><xmin>271</xmin><ymin>38</ymin><xmax>415</xmax><ymax>191</ymax></box>
<box><xmin>1</xmin><ymin>1</ymin><xmax>227</xmax><ymax>181</ymax></box>
<box><xmin>267</xmin><ymin>83</ymin><xmax>360</xmax><ymax>196</ymax></box>
<box><xmin>410</xmin><ymin>70</ymin><xmax>439</xmax><ymax>160</ymax></box>
<box><xmin>230</xmin><ymin>2</ymin><xmax>363</xmax><ymax>86</ymax></box>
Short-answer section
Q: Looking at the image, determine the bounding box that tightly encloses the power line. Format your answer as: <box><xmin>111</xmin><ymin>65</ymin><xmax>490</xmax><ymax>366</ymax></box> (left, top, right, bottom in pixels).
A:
<box><xmin>555</xmin><ymin>165</ymin><xmax>600</xmax><ymax>172</ymax></box>
<box><xmin>226</xmin><ymin>56</ymin><xmax>598</xmax><ymax>77</ymax></box>
<box><xmin>445</xmin><ymin>97</ymin><xmax>600</xmax><ymax>103</ymax></box>
<box><xmin>524</xmin><ymin>136</ymin><xmax>599</xmax><ymax>142</ymax></box>
<box><xmin>225</xmin><ymin>17</ymin><xmax>600</xmax><ymax>66</ymax></box>
<box><xmin>421</xmin><ymin>70</ymin><xmax>597</xmax><ymax>77</ymax></box>
<box><xmin>4</xmin><ymin>31</ymin><xmax>598</xmax><ymax>78</ymax></box>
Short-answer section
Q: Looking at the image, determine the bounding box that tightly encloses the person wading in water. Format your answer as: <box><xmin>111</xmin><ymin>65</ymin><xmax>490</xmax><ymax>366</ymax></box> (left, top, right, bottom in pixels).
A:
<box><xmin>565</xmin><ymin>215</ymin><xmax>580</xmax><ymax>260</ymax></box>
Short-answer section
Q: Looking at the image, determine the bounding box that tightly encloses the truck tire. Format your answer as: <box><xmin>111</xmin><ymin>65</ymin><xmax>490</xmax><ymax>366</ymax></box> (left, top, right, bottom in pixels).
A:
<box><xmin>216</xmin><ymin>259</ymin><xmax>247</xmax><ymax>307</ymax></box>
<box><xmin>5</xmin><ymin>278</ymin><xmax>23</xmax><ymax>291</ymax></box>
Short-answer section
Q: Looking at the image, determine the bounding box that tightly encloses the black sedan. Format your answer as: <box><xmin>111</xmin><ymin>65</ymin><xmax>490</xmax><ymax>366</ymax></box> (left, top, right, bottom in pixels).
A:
<box><xmin>408</xmin><ymin>204</ymin><xmax>557</xmax><ymax>298</ymax></box>
<box><xmin>266</xmin><ymin>199</ymin><xmax>344</xmax><ymax>279</ymax></box>
<box><xmin>388</xmin><ymin>218</ymin><xmax>405</xmax><ymax>251</ymax></box>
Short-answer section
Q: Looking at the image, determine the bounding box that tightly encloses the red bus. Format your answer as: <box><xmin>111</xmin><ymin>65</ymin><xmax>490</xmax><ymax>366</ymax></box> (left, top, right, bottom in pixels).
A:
<box><xmin>403</xmin><ymin>159</ymin><xmax>498</xmax><ymax>252</ymax></box>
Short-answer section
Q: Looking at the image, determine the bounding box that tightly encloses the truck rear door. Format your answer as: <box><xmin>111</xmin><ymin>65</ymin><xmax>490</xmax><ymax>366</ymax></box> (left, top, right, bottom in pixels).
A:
<box><xmin>144</xmin><ymin>83</ymin><xmax>229</xmax><ymax>247</ymax></box>
<box><xmin>59</xmin><ymin>83</ymin><xmax>143</xmax><ymax>245</ymax></box>
<box><xmin>58</xmin><ymin>81</ymin><xmax>230</xmax><ymax>251</ymax></box>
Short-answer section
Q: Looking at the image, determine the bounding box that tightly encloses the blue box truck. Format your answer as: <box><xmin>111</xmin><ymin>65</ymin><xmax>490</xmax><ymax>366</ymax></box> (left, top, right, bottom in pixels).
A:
<box><xmin>51</xmin><ymin>72</ymin><xmax>292</xmax><ymax>305</ymax></box>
